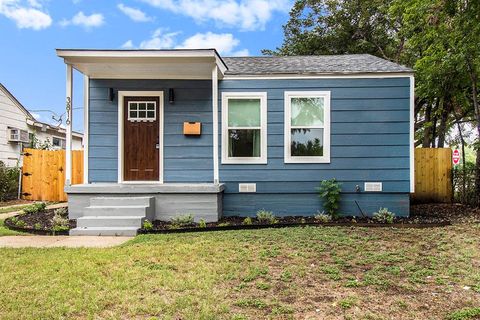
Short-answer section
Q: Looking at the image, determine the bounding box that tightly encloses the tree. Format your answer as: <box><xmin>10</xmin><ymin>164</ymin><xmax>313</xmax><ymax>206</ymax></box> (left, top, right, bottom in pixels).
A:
<box><xmin>266</xmin><ymin>0</ymin><xmax>480</xmax><ymax>205</ymax></box>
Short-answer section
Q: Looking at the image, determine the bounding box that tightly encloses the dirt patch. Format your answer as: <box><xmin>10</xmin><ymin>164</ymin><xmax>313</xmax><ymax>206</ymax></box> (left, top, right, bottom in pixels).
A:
<box><xmin>4</xmin><ymin>209</ymin><xmax>75</xmax><ymax>234</ymax></box>
<box><xmin>411</xmin><ymin>203</ymin><xmax>480</xmax><ymax>223</ymax></box>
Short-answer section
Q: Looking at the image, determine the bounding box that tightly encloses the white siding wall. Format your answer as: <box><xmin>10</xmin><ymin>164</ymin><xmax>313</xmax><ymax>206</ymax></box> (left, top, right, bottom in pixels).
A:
<box><xmin>0</xmin><ymin>89</ymin><xmax>30</xmax><ymax>167</ymax></box>
<box><xmin>0</xmin><ymin>89</ymin><xmax>83</xmax><ymax>167</ymax></box>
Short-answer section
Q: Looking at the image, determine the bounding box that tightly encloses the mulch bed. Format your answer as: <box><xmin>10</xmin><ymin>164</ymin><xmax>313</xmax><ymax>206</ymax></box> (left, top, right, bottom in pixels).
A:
<box><xmin>4</xmin><ymin>209</ymin><xmax>76</xmax><ymax>235</ymax></box>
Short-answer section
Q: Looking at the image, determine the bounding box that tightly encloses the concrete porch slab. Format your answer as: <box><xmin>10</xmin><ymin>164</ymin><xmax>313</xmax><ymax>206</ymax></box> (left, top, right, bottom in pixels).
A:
<box><xmin>0</xmin><ymin>236</ymin><xmax>132</xmax><ymax>248</ymax></box>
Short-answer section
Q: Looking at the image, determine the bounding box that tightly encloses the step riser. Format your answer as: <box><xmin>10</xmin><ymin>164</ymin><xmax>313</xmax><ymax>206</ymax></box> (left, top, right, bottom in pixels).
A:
<box><xmin>83</xmin><ymin>207</ymin><xmax>147</xmax><ymax>217</ymax></box>
<box><xmin>90</xmin><ymin>197</ymin><xmax>154</xmax><ymax>207</ymax></box>
<box><xmin>77</xmin><ymin>217</ymin><xmax>144</xmax><ymax>228</ymax></box>
<box><xmin>70</xmin><ymin>228</ymin><xmax>138</xmax><ymax>236</ymax></box>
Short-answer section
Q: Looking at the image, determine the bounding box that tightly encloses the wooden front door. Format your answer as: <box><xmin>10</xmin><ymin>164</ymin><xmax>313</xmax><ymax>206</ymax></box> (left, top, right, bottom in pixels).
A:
<box><xmin>124</xmin><ymin>96</ymin><xmax>160</xmax><ymax>181</ymax></box>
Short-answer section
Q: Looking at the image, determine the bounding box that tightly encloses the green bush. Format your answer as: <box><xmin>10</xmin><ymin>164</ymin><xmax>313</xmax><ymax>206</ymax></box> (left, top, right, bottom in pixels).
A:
<box><xmin>23</xmin><ymin>202</ymin><xmax>47</xmax><ymax>214</ymax></box>
<box><xmin>33</xmin><ymin>223</ymin><xmax>42</xmax><ymax>230</ymax></box>
<box><xmin>52</xmin><ymin>212</ymin><xmax>69</xmax><ymax>232</ymax></box>
<box><xmin>142</xmin><ymin>219</ymin><xmax>153</xmax><ymax>230</ymax></box>
<box><xmin>317</xmin><ymin>179</ymin><xmax>342</xmax><ymax>218</ymax></box>
<box><xmin>198</xmin><ymin>219</ymin><xmax>207</xmax><ymax>228</ymax></box>
<box><xmin>256</xmin><ymin>210</ymin><xmax>277</xmax><ymax>224</ymax></box>
<box><xmin>15</xmin><ymin>220</ymin><xmax>26</xmax><ymax>228</ymax></box>
<box><xmin>242</xmin><ymin>217</ymin><xmax>253</xmax><ymax>225</ymax></box>
<box><xmin>372</xmin><ymin>207</ymin><xmax>395</xmax><ymax>224</ymax></box>
<box><xmin>53</xmin><ymin>207</ymin><xmax>67</xmax><ymax>217</ymax></box>
<box><xmin>0</xmin><ymin>161</ymin><xmax>20</xmax><ymax>202</ymax></box>
<box><xmin>170</xmin><ymin>214</ymin><xmax>194</xmax><ymax>227</ymax></box>
<box><xmin>314</xmin><ymin>211</ymin><xmax>332</xmax><ymax>223</ymax></box>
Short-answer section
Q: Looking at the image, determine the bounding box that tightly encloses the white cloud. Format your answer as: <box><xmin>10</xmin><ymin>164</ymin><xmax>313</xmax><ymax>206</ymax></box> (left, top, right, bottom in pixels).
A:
<box><xmin>122</xmin><ymin>30</ymin><xmax>249</xmax><ymax>56</ymax></box>
<box><xmin>0</xmin><ymin>0</ymin><xmax>52</xmax><ymax>30</ymax></box>
<box><xmin>121</xmin><ymin>40</ymin><xmax>135</xmax><ymax>49</ymax></box>
<box><xmin>117</xmin><ymin>3</ymin><xmax>152</xmax><ymax>22</ymax></box>
<box><xmin>141</xmin><ymin>0</ymin><xmax>289</xmax><ymax>31</ymax></box>
<box><xmin>60</xmin><ymin>11</ymin><xmax>104</xmax><ymax>28</ymax></box>
<box><xmin>179</xmin><ymin>32</ymin><xmax>249</xmax><ymax>56</ymax></box>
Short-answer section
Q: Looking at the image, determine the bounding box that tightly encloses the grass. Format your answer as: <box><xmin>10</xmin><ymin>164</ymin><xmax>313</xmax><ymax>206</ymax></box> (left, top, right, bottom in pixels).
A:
<box><xmin>0</xmin><ymin>204</ymin><xmax>31</xmax><ymax>214</ymax></box>
<box><xmin>0</xmin><ymin>219</ymin><xmax>23</xmax><ymax>236</ymax></box>
<box><xmin>0</xmin><ymin>225</ymin><xmax>479</xmax><ymax>319</ymax></box>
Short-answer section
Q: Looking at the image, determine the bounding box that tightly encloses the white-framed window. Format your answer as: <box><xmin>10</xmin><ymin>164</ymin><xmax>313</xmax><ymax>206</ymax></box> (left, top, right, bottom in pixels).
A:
<box><xmin>52</xmin><ymin>137</ymin><xmax>66</xmax><ymax>149</ymax></box>
<box><xmin>128</xmin><ymin>101</ymin><xmax>156</xmax><ymax>122</ymax></box>
<box><xmin>284</xmin><ymin>91</ymin><xmax>331</xmax><ymax>163</ymax></box>
<box><xmin>221</xmin><ymin>92</ymin><xmax>268</xmax><ymax>164</ymax></box>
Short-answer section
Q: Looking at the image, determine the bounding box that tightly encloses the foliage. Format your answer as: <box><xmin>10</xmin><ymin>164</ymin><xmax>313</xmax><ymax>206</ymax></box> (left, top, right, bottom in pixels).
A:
<box><xmin>0</xmin><ymin>161</ymin><xmax>20</xmax><ymax>202</ymax></box>
<box><xmin>317</xmin><ymin>179</ymin><xmax>342</xmax><ymax>218</ymax></box>
<box><xmin>242</xmin><ymin>217</ymin><xmax>253</xmax><ymax>225</ymax></box>
<box><xmin>53</xmin><ymin>207</ymin><xmax>67</xmax><ymax>217</ymax></box>
<box><xmin>31</xmin><ymin>135</ymin><xmax>53</xmax><ymax>150</ymax></box>
<box><xmin>314</xmin><ymin>211</ymin><xmax>332</xmax><ymax>223</ymax></box>
<box><xmin>372</xmin><ymin>207</ymin><xmax>395</xmax><ymax>224</ymax></box>
<box><xmin>453</xmin><ymin>162</ymin><xmax>478</xmax><ymax>206</ymax></box>
<box><xmin>23</xmin><ymin>202</ymin><xmax>47</xmax><ymax>214</ymax></box>
<box><xmin>33</xmin><ymin>223</ymin><xmax>42</xmax><ymax>230</ymax></box>
<box><xmin>52</xmin><ymin>211</ymin><xmax>69</xmax><ymax>232</ymax></box>
<box><xmin>15</xmin><ymin>219</ymin><xmax>26</xmax><ymax>228</ymax></box>
<box><xmin>217</xmin><ymin>222</ymin><xmax>231</xmax><ymax>227</ymax></box>
<box><xmin>170</xmin><ymin>214</ymin><xmax>194</xmax><ymax>228</ymax></box>
<box><xmin>198</xmin><ymin>219</ymin><xmax>207</xmax><ymax>228</ymax></box>
<box><xmin>256</xmin><ymin>210</ymin><xmax>277</xmax><ymax>224</ymax></box>
<box><xmin>142</xmin><ymin>220</ymin><xmax>153</xmax><ymax>231</ymax></box>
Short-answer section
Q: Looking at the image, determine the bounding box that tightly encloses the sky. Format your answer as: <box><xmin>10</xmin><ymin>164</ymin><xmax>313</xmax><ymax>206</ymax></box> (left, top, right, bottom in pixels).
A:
<box><xmin>0</xmin><ymin>0</ymin><xmax>291</xmax><ymax>132</ymax></box>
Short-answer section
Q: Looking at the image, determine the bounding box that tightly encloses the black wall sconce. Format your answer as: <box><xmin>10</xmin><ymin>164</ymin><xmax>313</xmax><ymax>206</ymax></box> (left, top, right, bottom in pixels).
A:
<box><xmin>108</xmin><ymin>88</ymin><xmax>115</xmax><ymax>102</ymax></box>
<box><xmin>169</xmin><ymin>88</ymin><xmax>175</xmax><ymax>104</ymax></box>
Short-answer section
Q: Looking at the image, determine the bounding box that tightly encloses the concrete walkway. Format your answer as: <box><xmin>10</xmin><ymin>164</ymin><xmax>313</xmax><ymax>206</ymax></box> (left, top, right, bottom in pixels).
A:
<box><xmin>0</xmin><ymin>202</ymin><xmax>68</xmax><ymax>220</ymax></box>
<box><xmin>0</xmin><ymin>236</ymin><xmax>133</xmax><ymax>248</ymax></box>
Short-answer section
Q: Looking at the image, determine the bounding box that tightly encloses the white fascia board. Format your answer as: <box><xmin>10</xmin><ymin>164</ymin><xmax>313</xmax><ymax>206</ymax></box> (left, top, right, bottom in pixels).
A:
<box><xmin>56</xmin><ymin>49</ymin><xmax>218</xmax><ymax>59</ymax></box>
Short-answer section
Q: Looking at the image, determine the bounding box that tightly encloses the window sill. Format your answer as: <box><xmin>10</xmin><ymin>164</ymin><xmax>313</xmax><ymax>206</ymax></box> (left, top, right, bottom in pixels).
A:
<box><xmin>222</xmin><ymin>158</ymin><xmax>268</xmax><ymax>165</ymax></box>
<box><xmin>284</xmin><ymin>157</ymin><xmax>331</xmax><ymax>164</ymax></box>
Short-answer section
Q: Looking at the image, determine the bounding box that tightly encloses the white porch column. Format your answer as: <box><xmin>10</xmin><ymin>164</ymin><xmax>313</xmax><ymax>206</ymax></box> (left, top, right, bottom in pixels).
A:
<box><xmin>83</xmin><ymin>75</ymin><xmax>89</xmax><ymax>184</ymax></box>
<box><xmin>65</xmin><ymin>64</ymin><xmax>73</xmax><ymax>186</ymax></box>
<box><xmin>212</xmin><ymin>65</ymin><xmax>219</xmax><ymax>184</ymax></box>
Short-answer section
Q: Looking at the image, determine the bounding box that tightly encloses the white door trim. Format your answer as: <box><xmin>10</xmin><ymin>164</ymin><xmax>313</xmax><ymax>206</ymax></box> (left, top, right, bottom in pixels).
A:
<box><xmin>117</xmin><ymin>90</ymin><xmax>164</xmax><ymax>183</ymax></box>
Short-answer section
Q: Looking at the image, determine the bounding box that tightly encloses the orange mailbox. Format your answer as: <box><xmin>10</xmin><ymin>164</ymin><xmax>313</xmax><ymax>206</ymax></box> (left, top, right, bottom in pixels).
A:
<box><xmin>183</xmin><ymin>122</ymin><xmax>201</xmax><ymax>135</ymax></box>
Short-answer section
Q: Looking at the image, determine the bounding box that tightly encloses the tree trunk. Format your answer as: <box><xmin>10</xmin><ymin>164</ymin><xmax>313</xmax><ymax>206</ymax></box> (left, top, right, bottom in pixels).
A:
<box><xmin>437</xmin><ymin>99</ymin><xmax>453</xmax><ymax>148</ymax></box>
<box><xmin>422</xmin><ymin>101</ymin><xmax>433</xmax><ymax>148</ymax></box>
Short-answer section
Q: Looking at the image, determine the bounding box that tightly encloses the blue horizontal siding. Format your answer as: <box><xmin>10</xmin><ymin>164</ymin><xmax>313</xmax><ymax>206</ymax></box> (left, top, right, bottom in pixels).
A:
<box><xmin>223</xmin><ymin>193</ymin><xmax>410</xmax><ymax>217</ymax></box>
<box><xmin>218</xmin><ymin>78</ymin><xmax>411</xmax><ymax>216</ymax></box>
<box><xmin>88</xmin><ymin>76</ymin><xmax>411</xmax><ymax>216</ymax></box>
<box><xmin>88</xmin><ymin>79</ymin><xmax>213</xmax><ymax>183</ymax></box>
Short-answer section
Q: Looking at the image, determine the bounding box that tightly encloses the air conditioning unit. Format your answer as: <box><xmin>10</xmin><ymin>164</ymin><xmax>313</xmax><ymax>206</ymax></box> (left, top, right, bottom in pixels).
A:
<box><xmin>8</xmin><ymin>128</ymin><xmax>30</xmax><ymax>143</ymax></box>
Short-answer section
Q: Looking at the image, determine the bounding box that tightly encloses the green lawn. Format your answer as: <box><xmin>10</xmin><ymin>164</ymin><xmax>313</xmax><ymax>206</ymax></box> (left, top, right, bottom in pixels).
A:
<box><xmin>0</xmin><ymin>204</ymin><xmax>31</xmax><ymax>214</ymax></box>
<box><xmin>0</xmin><ymin>219</ymin><xmax>22</xmax><ymax>236</ymax></box>
<box><xmin>0</xmin><ymin>225</ymin><xmax>479</xmax><ymax>319</ymax></box>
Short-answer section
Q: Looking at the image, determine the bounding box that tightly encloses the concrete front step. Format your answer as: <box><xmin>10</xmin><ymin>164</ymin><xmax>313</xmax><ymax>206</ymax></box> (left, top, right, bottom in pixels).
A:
<box><xmin>83</xmin><ymin>206</ymin><xmax>147</xmax><ymax>217</ymax></box>
<box><xmin>70</xmin><ymin>227</ymin><xmax>139</xmax><ymax>236</ymax></box>
<box><xmin>90</xmin><ymin>196</ymin><xmax>154</xmax><ymax>207</ymax></box>
<box><xmin>77</xmin><ymin>216</ymin><xmax>145</xmax><ymax>228</ymax></box>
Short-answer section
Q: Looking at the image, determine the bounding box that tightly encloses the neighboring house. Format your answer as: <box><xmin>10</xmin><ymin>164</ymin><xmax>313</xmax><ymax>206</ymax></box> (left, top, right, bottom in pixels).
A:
<box><xmin>0</xmin><ymin>83</ymin><xmax>83</xmax><ymax>167</ymax></box>
<box><xmin>57</xmin><ymin>49</ymin><xmax>414</xmax><ymax>236</ymax></box>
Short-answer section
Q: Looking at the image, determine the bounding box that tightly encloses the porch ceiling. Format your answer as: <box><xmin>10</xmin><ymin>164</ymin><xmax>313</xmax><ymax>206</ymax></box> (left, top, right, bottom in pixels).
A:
<box><xmin>56</xmin><ymin>49</ymin><xmax>227</xmax><ymax>80</ymax></box>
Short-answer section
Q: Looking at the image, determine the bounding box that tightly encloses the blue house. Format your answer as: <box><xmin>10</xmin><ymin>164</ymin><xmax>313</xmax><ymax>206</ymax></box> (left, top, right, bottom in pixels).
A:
<box><xmin>57</xmin><ymin>49</ymin><xmax>414</xmax><ymax>236</ymax></box>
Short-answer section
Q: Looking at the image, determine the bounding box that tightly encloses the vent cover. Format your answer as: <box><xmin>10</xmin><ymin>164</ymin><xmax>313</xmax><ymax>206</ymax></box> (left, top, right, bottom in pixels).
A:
<box><xmin>239</xmin><ymin>183</ymin><xmax>256</xmax><ymax>193</ymax></box>
<box><xmin>364</xmin><ymin>182</ymin><xmax>382</xmax><ymax>192</ymax></box>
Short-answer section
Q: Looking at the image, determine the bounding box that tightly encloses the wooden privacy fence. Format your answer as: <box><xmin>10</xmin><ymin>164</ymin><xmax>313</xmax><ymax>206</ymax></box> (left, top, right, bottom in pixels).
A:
<box><xmin>22</xmin><ymin>148</ymin><xmax>83</xmax><ymax>202</ymax></box>
<box><xmin>413</xmin><ymin>148</ymin><xmax>453</xmax><ymax>203</ymax></box>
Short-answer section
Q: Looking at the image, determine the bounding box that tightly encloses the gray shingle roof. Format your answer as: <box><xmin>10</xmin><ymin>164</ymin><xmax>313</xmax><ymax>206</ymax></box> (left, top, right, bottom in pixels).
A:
<box><xmin>222</xmin><ymin>54</ymin><xmax>412</xmax><ymax>75</ymax></box>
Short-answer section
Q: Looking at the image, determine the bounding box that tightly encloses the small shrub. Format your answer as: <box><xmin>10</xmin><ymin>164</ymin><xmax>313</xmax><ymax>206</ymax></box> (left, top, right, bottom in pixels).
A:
<box><xmin>23</xmin><ymin>202</ymin><xmax>46</xmax><ymax>214</ymax></box>
<box><xmin>142</xmin><ymin>219</ymin><xmax>153</xmax><ymax>230</ymax></box>
<box><xmin>314</xmin><ymin>211</ymin><xmax>332</xmax><ymax>223</ymax></box>
<box><xmin>242</xmin><ymin>217</ymin><xmax>253</xmax><ymax>225</ymax></box>
<box><xmin>52</xmin><ymin>212</ymin><xmax>69</xmax><ymax>232</ymax></box>
<box><xmin>0</xmin><ymin>161</ymin><xmax>20</xmax><ymax>201</ymax></box>
<box><xmin>372</xmin><ymin>207</ymin><xmax>395</xmax><ymax>224</ymax></box>
<box><xmin>317</xmin><ymin>178</ymin><xmax>342</xmax><ymax>218</ymax></box>
<box><xmin>53</xmin><ymin>207</ymin><xmax>67</xmax><ymax>217</ymax></box>
<box><xmin>170</xmin><ymin>214</ymin><xmax>194</xmax><ymax>227</ymax></box>
<box><xmin>256</xmin><ymin>210</ymin><xmax>277</xmax><ymax>224</ymax></box>
<box><xmin>15</xmin><ymin>220</ymin><xmax>26</xmax><ymax>228</ymax></box>
<box><xmin>198</xmin><ymin>219</ymin><xmax>207</xmax><ymax>228</ymax></box>
<box><xmin>218</xmin><ymin>222</ymin><xmax>230</xmax><ymax>227</ymax></box>
<box><xmin>9</xmin><ymin>216</ymin><xmax>18</xmax><ymax>224</ymax></box>
<box><xmin>33</xmin><ymin>223</ymin><xmax>42</xmax><ymax>230</ymax></box>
